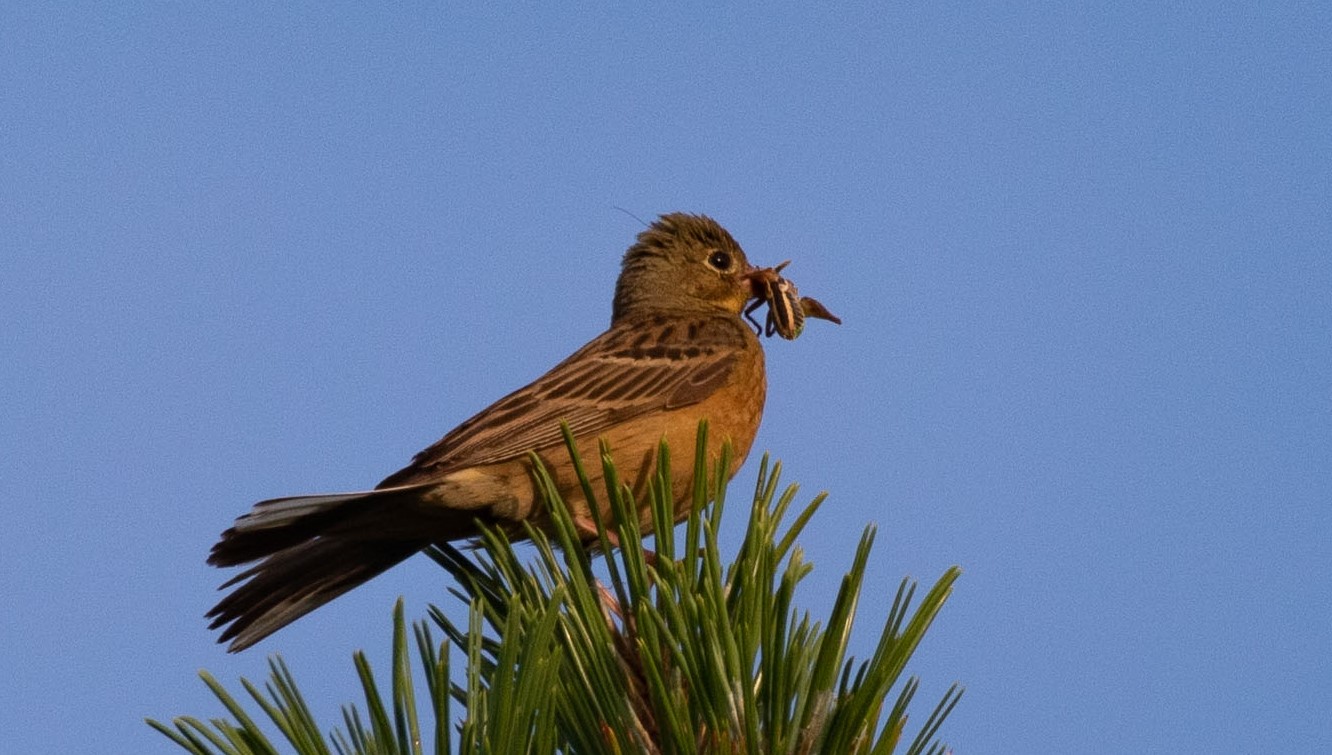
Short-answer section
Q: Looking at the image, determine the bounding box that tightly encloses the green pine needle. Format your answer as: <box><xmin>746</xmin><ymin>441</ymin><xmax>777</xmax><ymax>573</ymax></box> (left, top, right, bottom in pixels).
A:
<box><xmin>150</xmin><ymin>423</ymin><xmax>962</xmax><ymax>753</ymax></box>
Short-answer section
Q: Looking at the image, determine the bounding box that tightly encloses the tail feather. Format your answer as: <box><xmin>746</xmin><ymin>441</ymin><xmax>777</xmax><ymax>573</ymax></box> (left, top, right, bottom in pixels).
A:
<box><xmin>206</xmin><ymin>483</ymin><xmax>462</xmax><ymax>652</ymax></box>
<box><xmin>207</xmin><ymin>537</ymin><xmax>422</xmax><ymax>652</ymax></box>
<box><xmin>208</xmin><ymin>486</ymin><xmax>430</xmax><ymax>567</ymax></box>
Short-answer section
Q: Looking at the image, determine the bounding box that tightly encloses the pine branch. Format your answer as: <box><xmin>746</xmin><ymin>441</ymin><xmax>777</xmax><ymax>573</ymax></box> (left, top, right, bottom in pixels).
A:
<box><xmin>150</xmin><ymin>425</ymin><xmax>962</xmax><ymax>753</ymax></box>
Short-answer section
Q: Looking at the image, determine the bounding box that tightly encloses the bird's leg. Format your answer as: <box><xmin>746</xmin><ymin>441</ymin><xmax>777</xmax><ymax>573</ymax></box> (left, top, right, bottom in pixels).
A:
<box><xmin>596</xmin><ymin>580</ymin><xmax>624</xmax><ymax>622</ymax></box>
<box><xmin>572</xmin><ymin>514</ymin><xmax>660</xmax><ymax>568</ymax></box>
<box><xmin>571</xmin><ymin>513</ymin><xmax>617</xmax><ymax>548</ymax></box>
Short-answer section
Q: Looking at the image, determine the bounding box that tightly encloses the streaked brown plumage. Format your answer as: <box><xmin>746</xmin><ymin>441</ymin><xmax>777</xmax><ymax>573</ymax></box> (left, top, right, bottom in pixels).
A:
<box><xmin>208</xmin><ymin>213</ymin><xmax>770</xmax><ymax>651</ymax></box>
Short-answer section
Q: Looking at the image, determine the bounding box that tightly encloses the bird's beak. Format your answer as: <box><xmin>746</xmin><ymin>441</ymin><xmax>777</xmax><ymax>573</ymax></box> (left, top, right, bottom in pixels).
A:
<box><xmin>740</xmin><ymin>265</ymin><xmax>768</xmax><ymax>300</ymax></box>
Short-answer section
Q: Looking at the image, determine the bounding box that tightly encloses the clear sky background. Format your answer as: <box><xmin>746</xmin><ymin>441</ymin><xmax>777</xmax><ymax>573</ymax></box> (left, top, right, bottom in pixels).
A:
<box><xmin>3</xmin><ymin>3</ymin><xmax>1329</xmax><ymax>753</ymax></box>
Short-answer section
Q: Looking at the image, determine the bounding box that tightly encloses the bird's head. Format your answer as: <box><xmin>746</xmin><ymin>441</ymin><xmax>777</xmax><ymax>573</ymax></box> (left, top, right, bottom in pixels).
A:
<box><xmin>612</xmin><ymin>212</ymin><xmax>767</xmax><ymax>323</ymax></box>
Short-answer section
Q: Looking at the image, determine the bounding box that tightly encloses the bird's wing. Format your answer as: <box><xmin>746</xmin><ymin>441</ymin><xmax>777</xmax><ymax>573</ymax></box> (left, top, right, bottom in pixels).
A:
<box><xmin>377</xmin><ymin>315</ymin><xmax>749</xmax><ymax>487</ymax></box>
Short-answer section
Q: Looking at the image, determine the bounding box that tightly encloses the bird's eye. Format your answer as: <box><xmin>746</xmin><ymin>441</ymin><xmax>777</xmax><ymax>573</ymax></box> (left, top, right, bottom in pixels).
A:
<box><xmin>707</xmin><ymin>251</ymin><xmax>733</xmax><ymax>271</ymax></box>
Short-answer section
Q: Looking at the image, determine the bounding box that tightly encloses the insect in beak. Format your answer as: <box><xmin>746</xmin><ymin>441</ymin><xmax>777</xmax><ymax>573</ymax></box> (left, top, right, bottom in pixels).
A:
<box><xmin>743</xmin><ymin>261</ymin><xmax>841</xmax><ymax>340</ymax></box>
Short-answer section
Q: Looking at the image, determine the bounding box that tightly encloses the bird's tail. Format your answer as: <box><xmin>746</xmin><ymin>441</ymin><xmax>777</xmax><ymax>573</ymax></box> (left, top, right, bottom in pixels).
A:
<box><xmin>206</xmin><ymin>484</ymin><xmax>440</xmax><ymax>652</ymax></box>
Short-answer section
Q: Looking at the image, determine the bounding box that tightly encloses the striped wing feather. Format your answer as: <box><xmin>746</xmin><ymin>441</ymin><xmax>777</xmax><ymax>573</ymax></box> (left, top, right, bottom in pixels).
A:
<box><xmin>377</xmin><ymin>315</ymin><xmax>742</xmax><ymax>487</ymax></box>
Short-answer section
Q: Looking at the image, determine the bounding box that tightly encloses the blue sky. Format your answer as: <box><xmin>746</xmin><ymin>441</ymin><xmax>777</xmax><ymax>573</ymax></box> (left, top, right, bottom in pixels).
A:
<box><xmin>3</xmin><ymin>3</ymin><xmax>1329</xmax><ymax>752</ymax></box>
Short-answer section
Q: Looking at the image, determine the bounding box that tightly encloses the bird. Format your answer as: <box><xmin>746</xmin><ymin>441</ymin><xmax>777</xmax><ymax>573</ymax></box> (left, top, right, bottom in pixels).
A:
<box><xmin>207</xmin><ymin>212</ymin><xmax>771</xmax><ymax>652</ymax></box>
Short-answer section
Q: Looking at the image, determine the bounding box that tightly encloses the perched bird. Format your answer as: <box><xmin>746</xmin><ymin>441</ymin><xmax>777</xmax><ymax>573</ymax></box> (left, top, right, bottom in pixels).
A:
<box><xmin>208</xmin><ymin>213</ymin><xmax>771</xmax><ymax>652</ymax></box>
